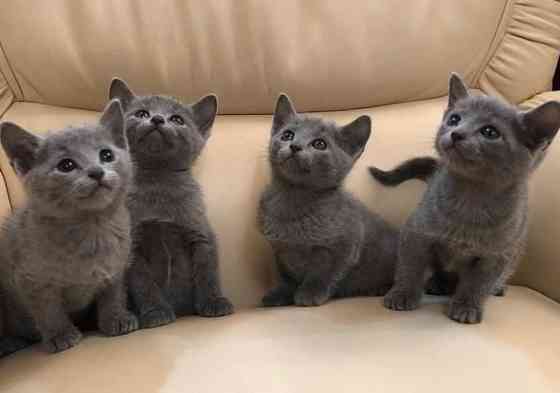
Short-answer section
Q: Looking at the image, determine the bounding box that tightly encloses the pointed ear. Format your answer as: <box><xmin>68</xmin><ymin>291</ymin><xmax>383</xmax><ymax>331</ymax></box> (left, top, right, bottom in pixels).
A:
<box><xmin>109</xmin><ymin>78</ymin><xmax>135</xmax><ymax>110</ymax></box>
<box><xmin>0</xmin><ymin>122</ymin><xmax>42</xmax><ymax>176</ymax></box>
<box><xmin>272</xmin><ymin>94</ymin><xmax>297</xmax><ymax>134</ymax></box>
<box><xmin>521</xmin><ymin>101</ymin><xmax>560</xmax><ymax>150</ymax></box>
<box><xmin>191</xmin><ymin>94</ymin><xmax>218</xmax><ymax>139</ymax></box>
<box><xmin>337</xmin><ymin>115</ymin><xmax>372</xmax><ymax>160</ymax></box>
<box><xmin>100</xmin><ymin>99</ymin><xmax>127</xmax><ymax>149</ymax></box>
<box><xmin>448</xmin><ymin>72</ymin><xmax>469</xmax><ymax>108</ymax></box>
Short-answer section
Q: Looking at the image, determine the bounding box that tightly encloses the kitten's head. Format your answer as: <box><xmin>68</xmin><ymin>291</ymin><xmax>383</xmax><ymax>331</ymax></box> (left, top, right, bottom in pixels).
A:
<box><xmin>435</xmin><ymin>73</ymin><xmax>560</xmax><ymax>183</ymax></box>
<box><xmin>0</xmin><ymin>100</ymin><xmax>131</xmax><ymax>215</ymax></box>
<box><xmin>268</xmin><ymin>94</ymin><xmax>371</xmax><ymax>189</ymax></box>
<box><xmin>109</xmin><ymin>78</ymin><xmax>217</xmax><ymax>170</ymax></box>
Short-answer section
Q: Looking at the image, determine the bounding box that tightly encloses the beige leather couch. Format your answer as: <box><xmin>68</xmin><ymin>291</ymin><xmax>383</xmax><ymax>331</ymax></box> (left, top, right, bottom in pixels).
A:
<box><xmin>1</xmin><ymin>1</ymin><xmax>560</xmax><ymax>392</ymax></box>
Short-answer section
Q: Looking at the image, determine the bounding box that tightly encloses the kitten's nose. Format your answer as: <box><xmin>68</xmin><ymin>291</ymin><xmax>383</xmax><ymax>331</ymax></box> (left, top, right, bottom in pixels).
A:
<box><xmin>450</xmin><ymin>131</ymin><xmax>465</xmax><ymax>143</ymax></box>
<box><xmin>290</xmin><ymin>144</ymin><xmax>302</xmax><ymax>153</ymax></box>
<box><xmin>151</xmin><ymin>115</ymin><xmax>165</xmax><ymax>125</ymax></box>
<box><xmin>87</xmin><ymin>167</ymin><xmax>105</xmax><ymax>182</ymax></box>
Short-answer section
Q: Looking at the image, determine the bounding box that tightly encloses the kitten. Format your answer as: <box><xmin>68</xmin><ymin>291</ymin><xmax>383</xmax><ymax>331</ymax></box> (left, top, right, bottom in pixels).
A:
<box><xmin>258</xmin><ymin>94</ymin><xmax>398</xmax><ymax>307</ymax></box>
<box><xmin>370</xmin><ymin>73</ymin><xmax>560</xmax><ymax>323</ymax></box>
<box><xmin>109</xmin><ymin>78</ymin><xmax>233</xmax><ymax>328</ymax></box>
<box><xmin>0</xmin><ymin>100</ymin><xmax>138</xmax><ymax>356</ymax></box>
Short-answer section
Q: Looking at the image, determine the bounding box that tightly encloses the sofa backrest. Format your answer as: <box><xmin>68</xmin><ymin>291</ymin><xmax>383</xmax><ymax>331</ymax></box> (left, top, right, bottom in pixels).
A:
<box><xmin>0</xmin><ymin>0</ymin><xmax>559</xmax><ymax>114</ymax></box>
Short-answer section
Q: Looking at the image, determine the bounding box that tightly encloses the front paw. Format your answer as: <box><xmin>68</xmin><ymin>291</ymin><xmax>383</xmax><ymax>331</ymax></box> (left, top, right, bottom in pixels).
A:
<box><xmin>197</xmin><ymin>297</ymin><xmax>234</xmax><ymax>317</ymax></box>
<box><xmin>383</xmin><ymin>289</ymin><xmax>421</xmax><ymax>311</ymax></box>
<box><xmin>447</xmin><ymin>302</ymin><xmax>483</xmax><ymax>324</ymax></box>
<box><xmin>43</xmin><ymin>327</ymin><xmax>82</xmax><ymax>353</ymax></box>
<box><xmin>99</xmin><ymin>311</ymin><xmax>139</xmax><ymax>336</ymax></box>
<box><xmin>139</xmin><ymin>306</ymin><xmax>176</xmax><ymax>329</ymax></box>
<box><xmin>294</xmin><ymin>287</ymin><xmax>330</xmax><ymax>307</ymax></box>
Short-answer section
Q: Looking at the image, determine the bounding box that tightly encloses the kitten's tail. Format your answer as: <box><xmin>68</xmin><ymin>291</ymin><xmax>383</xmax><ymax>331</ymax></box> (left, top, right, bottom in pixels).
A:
<box><xmin>368</xmin><ymin>157</ymin><xmax>439</xmax><ymax>187</ymax></box>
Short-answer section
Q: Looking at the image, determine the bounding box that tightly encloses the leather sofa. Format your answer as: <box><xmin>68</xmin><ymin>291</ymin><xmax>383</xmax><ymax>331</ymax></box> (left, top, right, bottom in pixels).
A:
<box><xmin>1</xmin><ymin>1</ymin><xmax>559</xmax><ymax>392</ymax></box>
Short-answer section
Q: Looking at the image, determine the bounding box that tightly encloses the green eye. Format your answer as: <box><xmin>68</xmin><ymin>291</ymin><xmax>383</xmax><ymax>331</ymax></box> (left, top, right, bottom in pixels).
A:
<box><xmin>135</xmin><ymin>110</ymin><xmax>150</xmax><ymax>119</ymax></box>
<box><xmin>99</xmin><ymin>149</ymin><xmax>115</xmax><ymax>163</ymax></box>
<box><xmin>57</xmin><ymin>159</ymin><xmax>78</xmax><ymax>173</ymax></box>
<box><xmin>311</xmin><ymin>139</ymin><xmax>327</xmax><ymax>150</ymax></box>
<box><xmin>170</xmin><ymin>115</ymin><xmax>184</xmax><ymax>125</ymax></box>
<box><xmin>447</xmin><ymin>114</ymin><xmax>461</xmax><ymax>126</ymax></box>
<box><xmin>480</xmin><ymin>125</ymin><xmax>501</xmax><ymax>139</ymax></box>
<box><xmin>281</xmin><ymin>130</ymin><xmax>294</xmax><ymax>141</ymax></box>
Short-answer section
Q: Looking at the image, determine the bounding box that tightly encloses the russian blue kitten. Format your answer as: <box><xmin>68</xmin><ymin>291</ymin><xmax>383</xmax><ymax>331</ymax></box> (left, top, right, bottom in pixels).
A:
<box><xmin>258</xmin><ymin>94</ymin><xmax>398</xmax><ymax>307</ymax></box>
<box><xmin>371</xmin><ymin>73</ymin><xmax>560</xmax><ymax>323</ymax></box>
<box><xmin>109</xmin><ymin>78</ymin><xmax>233</xmax><ymax>328</ymax></box>
<box><xmin>0</xmin><ymin>100</ymin><xmax>138</xmax><ymax>356</ymax></box>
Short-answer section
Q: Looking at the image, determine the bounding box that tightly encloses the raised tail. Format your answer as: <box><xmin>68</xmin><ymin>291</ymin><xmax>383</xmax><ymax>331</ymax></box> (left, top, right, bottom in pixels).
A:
<box><xmin>368</xmin><ymin>156</ymin><xmax>438</xmax><ymax>187</ymax></box>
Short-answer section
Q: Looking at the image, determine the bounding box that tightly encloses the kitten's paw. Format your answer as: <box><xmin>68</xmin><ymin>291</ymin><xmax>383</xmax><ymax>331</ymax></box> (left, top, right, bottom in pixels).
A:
<box><xmin>100</xmin><ymin>312</ymin><xmax>140</xmax><ymax>336</ymax></box>
<box><xmin>447</xmin><ymin>302</ymin><xmax>483</xmax><ymax>324</ymax></box>
<box><xmin>294</xmin><ymin>288</ymin><xmax>330</xmax><ymax>307</ymax></box>
<box><xmin>383</xmin><ymin>289</ymin><xmax>421</xmax><ymax>311</ymax></box>
<box><xmin>139</xmin><ymin>307</ymin><xmax>176</xmax><ymax>329</ymax></box>
<box><xmin>197</xmin><ymin>297</ymin><xmax>234</xmax><ymax>317</ymax></box>
<box><xmin>43</xmin><ymin>327</ymin><xmax>82</xmax><ymax>353</ymax></box>
<box><xmin>262</xmin><ymin>287</ymin><xmax>295</xmax><ymax>307</ymax></box>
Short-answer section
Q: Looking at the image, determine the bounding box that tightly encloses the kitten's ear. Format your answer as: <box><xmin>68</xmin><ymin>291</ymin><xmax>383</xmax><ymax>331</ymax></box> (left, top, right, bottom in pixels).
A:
<box><xmin>0</xmin><ymin>122</ymin><xmax>42</xmax><ymax>176</ymax></box>
<box><xmin>191</xmin><ymin>94</ymin><xmax>218</xmax><ymax>139</ymax></box>
<box><xmin>272</xmin><ymin>94</ymin><xmax>297</xmax><ymax>134</ymax></box>
<box><xmin>448</xmin><ymin>72</ymin><xmax>469</xmax><ymax>108</ymax></box>
<box><xmin>521</xmin><ymin>101</ymin><xmax>560</xmax><ymax>150</ymax></box>
<box><xmin>109</xmin><ymin>78</ymin><xmax>135</xmax><ymax>110</ymax></box>
<box><xmin>100</xmin><ymin>99</ymin><xmax>127</xmax><ymax>149</ymax></box>
<box><xmin>337</xmin><ymin>115</ymin><xmax>372</xmax><ymax>160</ymax></box>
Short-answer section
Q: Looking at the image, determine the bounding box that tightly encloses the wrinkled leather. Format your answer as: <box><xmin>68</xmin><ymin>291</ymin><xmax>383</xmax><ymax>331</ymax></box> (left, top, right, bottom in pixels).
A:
<box><xmin>0</xmin><ymin>0</ymin><xmax>558</xmax><ymax>114</ymax></box>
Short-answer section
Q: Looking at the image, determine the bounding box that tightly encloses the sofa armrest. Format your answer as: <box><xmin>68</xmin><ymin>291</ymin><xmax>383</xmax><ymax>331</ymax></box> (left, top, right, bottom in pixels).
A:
<box><xmin>513</xmin><ymin>91</ymin><xmax>560</xmax><ymax>302</ymax></box>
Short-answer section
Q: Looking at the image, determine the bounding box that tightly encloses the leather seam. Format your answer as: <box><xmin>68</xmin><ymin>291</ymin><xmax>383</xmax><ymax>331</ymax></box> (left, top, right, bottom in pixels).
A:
<box><xmin>0</xmin><ymin>39</ymin><xmax>24</xmax><ymax>101</ymax></box>
<box><xmin>473</xmin><ymin>0</ymin><xmax>513</xmax><ymax>87</ymax></box>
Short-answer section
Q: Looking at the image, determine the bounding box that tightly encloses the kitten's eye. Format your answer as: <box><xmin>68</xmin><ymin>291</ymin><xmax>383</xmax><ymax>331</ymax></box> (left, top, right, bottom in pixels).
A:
<box><xmin>480</xmin><ymin>125</ymin><xmax>501</xmax><ymax>140</ymax></box>
<box><xmin>311</xmin><ymin>139</ymin><xmax>327</xmax><ymax>150</ymax></box>
<box><xmin>57</xmin><ymin>159</ymin><xmax>78</xmax><ymax>173</ymax></box>
<box><xmin>280</xmin><ymin>130</ymin><xmax>295</xmax><ymax>141</ymax></box>
<box><xmin>135</xmin><ymin>110</ymin><xmax>150</xmax><ymax>119</ymax></box>
<box><xmin>99</xmin><ymin>149</ymin><xmax>115</xmax><ymax>163</ymax></box>
<box><xmin>170</xmin><ymin>115</ymin><xmax>184</xmax><ymax>125</ymax></box>
<box><xmin>447</xmin><ymin>114</ymin><xmax>461</xmax><ymax>126</ymax></box>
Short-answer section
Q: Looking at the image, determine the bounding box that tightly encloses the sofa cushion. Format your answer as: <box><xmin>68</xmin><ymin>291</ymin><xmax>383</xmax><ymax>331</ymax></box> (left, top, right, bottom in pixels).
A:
<box><xmin>0</xmin><ymin>1</ymin><xmax>558</xmax><ymax>113</ymax></box>
<box><xmin>0</xmin><ymin>287</ymin><xmax>558</xmax><ymax>393</ymax></box>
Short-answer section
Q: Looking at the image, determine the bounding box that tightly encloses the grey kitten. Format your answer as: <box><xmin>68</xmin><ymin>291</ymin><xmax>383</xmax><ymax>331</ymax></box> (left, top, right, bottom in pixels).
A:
<box><xmin>370</xmin><ymin>73</ymin><xmax>560</xmax><ymax>323</ymax></box>
<box><xmin>0</xmin><ymin>100</ymin><xmax>138</xmax><ymax>357</ymax></box>
<box><xmin>109</xmin><ymin>78</ymin><xmax>233</xmax><ymax>329</ymax></box>
<box><xmin>258</xmin><ymin>94</ymin><xmax>398</xmax><ymax>307</ymax></box>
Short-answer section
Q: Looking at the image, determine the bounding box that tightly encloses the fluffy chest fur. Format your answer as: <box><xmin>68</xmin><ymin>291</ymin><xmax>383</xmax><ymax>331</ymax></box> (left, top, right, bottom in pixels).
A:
<box><xmin>258</xmin><ymin>186</ymin><xmax>363</xmax><ymax>247</ymax></box>
<box><xmin>4</xmin><ymin>207</ymin><xmax>130</xmax><ymax>293</ymax></box>
<box><xmin>128</xmin><ymin>172</ymin><xmax>206</xmax><ymax>229</ymax></box>
<box><xmin>409</xmin><ymin>169</ymin><xmax>529</xmax><ymax>261</ymax></box>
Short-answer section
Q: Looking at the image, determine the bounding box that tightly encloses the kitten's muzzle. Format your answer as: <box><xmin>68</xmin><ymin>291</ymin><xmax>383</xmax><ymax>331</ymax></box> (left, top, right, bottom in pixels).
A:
<box><xmin>151</xmin><ymin>115</ymin><xmax>165</xmax><ymax>126</ymax></box>
<box><xmin>87</xmin><ymin>167</ymin><xmax>104</xmax><ymax>181</ymax></box>
<box><xmin>290</xmin><ymin>144</ymin><xmax>302</xmax><ymax>153</ymax></box>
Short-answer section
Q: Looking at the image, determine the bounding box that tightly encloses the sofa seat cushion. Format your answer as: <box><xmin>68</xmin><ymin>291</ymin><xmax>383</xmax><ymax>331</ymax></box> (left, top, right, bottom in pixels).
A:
<box><xmin>0</xmin><ymin>287</ymin><xmax>558</xmax><ymax>393</ymax></box>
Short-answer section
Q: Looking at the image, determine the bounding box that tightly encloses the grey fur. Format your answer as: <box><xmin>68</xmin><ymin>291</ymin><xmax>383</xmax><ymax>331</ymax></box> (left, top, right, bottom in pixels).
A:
<box><xmin>0</xmin><ymin>100</ymin><xmax>138</xmax><ymax>357</ymax></box>
<box><xmin>379</xmin><ymin>73</ymin><xmax>560</xmax><ymax>323</ymax></box>
<box><xmin>109</xmin><ymin>78</ymin><xmax>233</xmax><ymax>328</ymax></box>
<box><xmin>258</xmin><ymin>94</ymin><xmax>398</xmax><ymax>307</ymax></box>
